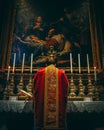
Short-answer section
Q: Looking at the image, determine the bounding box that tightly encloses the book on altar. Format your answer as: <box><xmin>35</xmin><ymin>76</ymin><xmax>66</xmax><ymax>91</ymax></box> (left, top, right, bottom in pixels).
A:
<box><xmin>18</xmin><ymin>89</ymin><xmax>33</xmax><ymax>98</ymax></box>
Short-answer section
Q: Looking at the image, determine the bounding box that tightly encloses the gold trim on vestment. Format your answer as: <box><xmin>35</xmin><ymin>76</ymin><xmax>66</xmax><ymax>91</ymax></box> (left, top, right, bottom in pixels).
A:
<box><xmin>44</xmin><ymin>65</ymin><xmax>59</xmax><ymax>128</ymax></box>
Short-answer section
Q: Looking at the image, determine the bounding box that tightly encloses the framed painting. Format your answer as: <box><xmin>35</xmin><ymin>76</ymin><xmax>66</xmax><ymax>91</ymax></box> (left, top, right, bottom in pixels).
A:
<box><xmin>6</xmin><ymin>0</ymin><xmax>101</xmax><ymax>70</ymax></box>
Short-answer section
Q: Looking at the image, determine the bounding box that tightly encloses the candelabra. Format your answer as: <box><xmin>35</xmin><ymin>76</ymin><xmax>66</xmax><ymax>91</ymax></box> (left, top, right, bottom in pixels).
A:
<box><xmin>27</xmin><ymin>74</ymin><xmax>33</xmax><ymax>95</ymax></box>
<box><xmin>78</xmin><ymin>75</ymin><xmax>85</xmax><ymax>97</ymax></box>
<box><xmin>93</xmin><ymin>81</ymin><xmax>99</xmax><ymax>101</ymax></box>
<box><xmin>18</xmin><ymin>74</ymin><xmax>24</xmax><ymax>90</ymax></box>
<box><xmin>68</xmin><ymin>75</ymin><xmax>76</xmax><ymax>98</ymax></box>
<box><xmin>9</xmin><ymin>74</ymin><xmax>15</xmax><ymax>95</ymax></box>
<box><xmin>4</xmin><ymin>81</ymin><xmax>10</xmax><ymax>100</ymax></box>
<box><xmin>87</xmin><ymin>74</ymin><xmax>94</xmax><ymax>97</ymax></box>
<box><xmin>17</xmin><ymin>74</ymin><xmax>27</xmax><ymax>100</ymax></box>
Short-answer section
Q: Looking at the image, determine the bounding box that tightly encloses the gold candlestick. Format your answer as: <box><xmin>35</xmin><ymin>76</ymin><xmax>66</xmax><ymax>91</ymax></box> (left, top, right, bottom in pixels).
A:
<box><xmin>68</xmin><ymin>75</ymin><xmax>76</xmax><ymax>97</ymax></box>
<box><xmin>27</xmin><ymin>74</ymin><xmax>33</xmax><ymax>95</ymax></box>
<box><xmin>9</xmin><ymin>74</ymin><xmax>15</xmax><ymax>95</ymax></box>
<box><xmin>18</xmin><ymin>75</ymin><xmax>24</xmax><ymax>90</ymax></box>
<box><xmin>78</xmin><ymin>75</ymin><xmax>85</xmax><ymax>97</ymax></box>
<box><xmin>93</xmin><ymin>82</ymin><xmax>99</xmax><ymax>101</ymax></box>
<box><xmin>17</xmin><ymin>75</ymin><xmax>27</xmax><ymax>100</ymax></box>
<box><xmin>87</xmin><ymin>74</ymin><xmax>94</xmax><ymax>97</ymax></box>
<box><xmin>4</xmin><ymin>81</ymin><xmax>10</xmax><ymax>100</ymax></box>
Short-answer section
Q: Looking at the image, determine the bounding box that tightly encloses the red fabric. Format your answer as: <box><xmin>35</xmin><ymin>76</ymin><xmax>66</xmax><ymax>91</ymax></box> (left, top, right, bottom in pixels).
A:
<box><xmin>45</xmin><ymin>38</ymin><xmax>58</xmax><ymax>50</ymax></box>
<box><xmin>33</xmin><ymin>66</ymin><xmax>69</xmax><ymax>128</ymax></box>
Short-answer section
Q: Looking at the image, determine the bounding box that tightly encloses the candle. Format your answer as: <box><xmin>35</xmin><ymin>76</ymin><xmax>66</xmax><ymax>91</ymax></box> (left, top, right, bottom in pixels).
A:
<box><xmin>87</xmin><ymin>54</ymin><xmax>90</xmax><ymax>73</ymax></box>
<box><xmin>78</xmin><ymin>54</ymin><xmax>81</xmax><ymax>73</ymax></box>
<box><xmin>70</xmin><ymin>53</ymin><xmax>73</xmax><ymax>73</ymax></box>
<box><xmin>13</xmin><ymin>53</ymin><xmax>16</xmax><ymax>73</ymax></box>
<box><xmin>30</xmin><ymin>53</ymin><xmax>33</xmax><ymax>73</ymax></box>
<box><xmin>7</xmin><ymin>66</ymin><xmax>10</xmax><ymax>81</ymax></box>
<box><xmin>22</xmin><ymin>53</ymin><xmax>25</xmax><ymax>73</ymax></box>
<box><xmin>94</xmin><ymin>66</ymin><xmax>97</xmax><ymax>81</ymax></box>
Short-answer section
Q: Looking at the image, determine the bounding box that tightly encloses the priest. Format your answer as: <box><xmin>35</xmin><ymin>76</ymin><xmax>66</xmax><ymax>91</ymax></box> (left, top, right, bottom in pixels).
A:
<box><xmin>33</xmin><ymin>54</ymin><xmax>69</xmax><ymax>130</ymax></box>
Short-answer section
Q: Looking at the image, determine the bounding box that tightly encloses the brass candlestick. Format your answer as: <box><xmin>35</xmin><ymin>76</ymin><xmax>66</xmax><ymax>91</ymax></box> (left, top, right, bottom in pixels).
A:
<box><xmin>68</xmin><ymin>75</ymin><xmax>76</xmax><ymax>97</ymax></box>
<box><xmin>9</xmin><ymin>74</ymin><xmax>15</xmax><ymax>95</ymax></box>
<box><xmin>78</xmin><ymin>75</ymin><xmax>85</xmax><ymax>97</ymax></box>
<box><xmin>17</xmin><ymin>74</ymin><xmax>27</xmax><ymax>100</ymax></box>
<box><xmin>27</xmin><ymin>74</ymin><xmax>33</xmax><ymax>95</ymax></box>
<box><xmin>18</xmin><ymin>74</ymin><xmax>24</xmax><ymax>90</ymax></box>
<box><xmin>87</xmin><ymin>74</ymin><xmax>94</xmax><ymax>97</ymax></box>
<box><xmin>94</xmin><ymin>81</ymin><xmax>99</xmax><ymax>101</ymax></box>
<box><xmin>4</xmin><ymin>81</ymin><xmax>10</xmax><ymax>100</ymax></box>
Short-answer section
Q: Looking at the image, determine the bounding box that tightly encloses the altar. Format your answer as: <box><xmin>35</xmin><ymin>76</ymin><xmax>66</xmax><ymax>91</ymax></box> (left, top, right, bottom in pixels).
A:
<box><xmin>0</xmin><ymin>0</ymin><xmax>104</xmax><ymax>129</ymax></box>
<box><xmin>0</xmin><ymin>101</ymin><xmax>104</xmax><ymax>130</ymax></box>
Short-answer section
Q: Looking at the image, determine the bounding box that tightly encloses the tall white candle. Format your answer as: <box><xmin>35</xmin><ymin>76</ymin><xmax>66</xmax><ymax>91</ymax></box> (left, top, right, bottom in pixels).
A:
<box><xmin>87</xmin><ymin>54</ymin><xmax>90</xmax><ymax>73</ymax></box>
<box><xmin>7</xmin><ymin>66</ymin><xmax>10</xmax><ymax>81</ymax></box>
<box><xmin>78</xmin><ymin>54</ymin><xmax>81</xmax><ymax>73</ymax></box>
<box><xmin>13</xmin><ymin>53</ymin><xmax>16</xmax><ymax>73</ymax></box>
<box><xmin>94</xmin><ymin>66</ymin><xmax>97</xmax><ymax>81</ymax></box>
<box><xmin>30</xmin><ymin>53</ymin><xmax>33</xmax><ymax>73</ymax></box>
<box><xmin>22</xmin><ymin>53</ymin><xmax>25</xmax><ymax>73</ymax></box>
<box><xmin>70</xmin><ymin>53</ymin><xmax>73</xmax><ymax>73</ymax></box>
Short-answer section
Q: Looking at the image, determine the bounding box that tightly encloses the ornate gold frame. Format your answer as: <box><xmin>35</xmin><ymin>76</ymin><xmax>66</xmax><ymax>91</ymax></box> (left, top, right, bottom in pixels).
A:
<box><xmin>89</xmin><ymin>0</ymin><xmax>102</xmax><ymax>70</ymax></box>
<box><xmin>2</xmin><ymin>0</ymin><xmax>102</xmax><ymax>72</ymax></box>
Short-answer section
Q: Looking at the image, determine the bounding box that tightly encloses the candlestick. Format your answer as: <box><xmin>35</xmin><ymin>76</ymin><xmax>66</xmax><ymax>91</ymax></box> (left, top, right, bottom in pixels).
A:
<box><xmin>30</xmin><ymin>53</ymin><xmax>33</xmax><ymax>73</ymax></box>
<box><xmin>13</xmin><ymin>53</ymin><xmax>16</xmax><ymax>73</ymax></box>
<box><xmin>78</xmin><ymin>54</ymin><xmax>81</xmax><ymax>73</ymax></box>
<box><xmin>87</xmin><ymin>54</ymin><xmax>90</xmax><ymax>73</ymax></box>
<box><xmin>7</xmin><ymin>66</ymin><xmax>10</xmax><ymax>81</ymax></box>
<box><xmin>70</xmin><ymin>53</ymin><xmax>73</xmax><ymax>73</ymax></box>
<box><xmin>94</xmin><ymin>66</ymin><xmax>97</xmax><ymax>81</ymax></box>
<box><xmin>22</xmin><ymin>53</ymin><xmax>25</xmax><ymax>73</ymax></box>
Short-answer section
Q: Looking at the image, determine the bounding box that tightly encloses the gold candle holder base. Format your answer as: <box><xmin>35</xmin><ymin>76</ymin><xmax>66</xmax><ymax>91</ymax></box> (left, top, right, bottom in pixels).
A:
<box><xmin>87</xmin><ymin>74</ymin><xmax>94</xmax><ymax>97</ymax></box>
<box><xmin>4</xmin><ymin>81</ymin><xmax>10</xmax><ymax>100</ymax></box>
<box><xmin>78</xmin><ymin>76</ymin><xmax>85</xmax><ymax>97</ymax></box>
<box><xmin>17</xmin><ymin>75</ymin><xmax>25</xmax><ymax>99</ymax></box>
<box><xmin>27</xmin><ymin>74</ymin><xmax>33</xmax><ymax>95</ymax></box>
<box><xmin>68</xmin><ymin>75</ymin><xmax>76</xmax><ymax>97</ymax></box>
<box><xmin>18</xmin><ymin>75</ymin><xmax>24</xmax><ymax>90</ymax></box>
<box><xmin>9</xmin><ymin>74</ymin><xmax>15</xmax><ymax>96</ymax></box>
<box><xmin>93</xmin><ymin>82</ymin><xmax>99</xmax><ymax>101</ymax></box>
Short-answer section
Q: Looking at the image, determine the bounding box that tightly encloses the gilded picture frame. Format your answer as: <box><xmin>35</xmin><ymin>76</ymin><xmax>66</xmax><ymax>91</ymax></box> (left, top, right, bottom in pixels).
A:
<box><xmin>5</xmin><ymin>0</ymin><xmax>101</xmax><ymax>71</ymax></box>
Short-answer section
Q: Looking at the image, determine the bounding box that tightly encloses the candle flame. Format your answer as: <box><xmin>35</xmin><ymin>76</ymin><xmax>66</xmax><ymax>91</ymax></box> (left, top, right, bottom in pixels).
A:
<box><xmin>94</xmin><ymin>66</ymin><xmax>96</xmax><ymax>69</ymax></box>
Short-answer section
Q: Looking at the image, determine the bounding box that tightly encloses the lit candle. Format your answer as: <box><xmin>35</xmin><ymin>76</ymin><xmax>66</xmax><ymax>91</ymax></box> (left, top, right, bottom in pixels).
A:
<box><xmin>22</xmin><ymin>53</ymin><xmax>25</xmax><ymax>73</ymax></box>
<box><xmin>87</xmin><ymin>54</ymin><xmax>90</xmax><ymax>73</ymax></box>
<box><xmin>94</xmin><ymin>66</ymin><xmax>97</xmax><ymax>81</ymax></box>
<box><xmin>78</xmin><ymin>54</ymin><xmax>81</xmax><ymax>73</ymax></box>
<box><xmin>7</xmin><ymin>66</ymin><xmax>10</xmax><ymax>81</ymax></box>
<box><xmin>30</xmin><ymin>53</ymin><xmax>33</xmax><ymax>73</ymax></box>
<box><xmin>70</xmin><ymin>53</ymin><xmax>73</xmax><ymax>73</ymax></box>
<box><xmin>13</xmin><ymin>53</ymin><xmax>16</xmax><ymax>73</ymax></box>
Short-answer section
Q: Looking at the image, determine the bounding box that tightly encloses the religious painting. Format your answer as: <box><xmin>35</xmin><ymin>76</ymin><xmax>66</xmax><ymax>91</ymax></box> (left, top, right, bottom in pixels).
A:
<box><xmin>9</xmin><ymin>0</ymin><xmax>92</xmax><ymax>68</ymax></box>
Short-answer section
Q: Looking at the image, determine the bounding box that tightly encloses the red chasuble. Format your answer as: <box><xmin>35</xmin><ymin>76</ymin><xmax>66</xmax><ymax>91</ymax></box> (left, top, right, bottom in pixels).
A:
<box><xmin>33</xmin><ymin>65</ymin><xmax>69</xmax><ymax>129</ymax></box>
